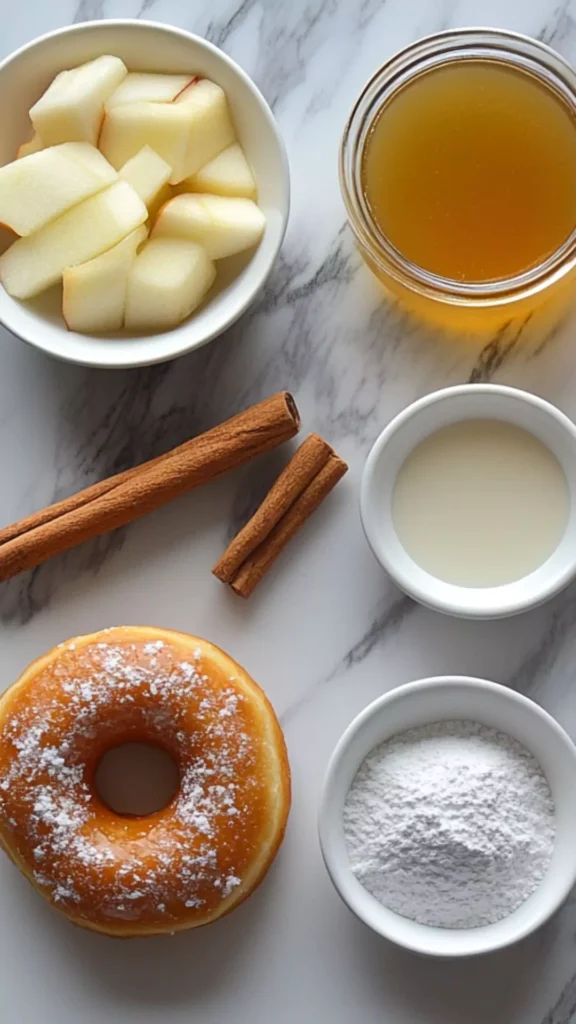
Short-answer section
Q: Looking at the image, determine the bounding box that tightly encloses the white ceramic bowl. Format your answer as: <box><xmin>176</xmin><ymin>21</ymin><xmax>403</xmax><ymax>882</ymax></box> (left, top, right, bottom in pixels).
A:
<box><xmin>0</xmin><ymin>20</ymin><xmax>289</xmax><ymax>368</ymax></box>
<box><xmin>361</xmin><ymin>384</ymin><xmax>576</xmax><ymax>618</ymax></box>
<box><xmin>318</xmin><ymin>675</ymin><xmax>576</xmax><ymax>958</ymax></box>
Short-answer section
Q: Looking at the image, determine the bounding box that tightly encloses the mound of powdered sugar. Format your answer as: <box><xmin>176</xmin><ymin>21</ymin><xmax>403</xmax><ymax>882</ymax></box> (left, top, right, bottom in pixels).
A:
<box><xmin>343</xmin><ymin>720</ymin><xmax>555</xmax><ymax>928</ymax></box>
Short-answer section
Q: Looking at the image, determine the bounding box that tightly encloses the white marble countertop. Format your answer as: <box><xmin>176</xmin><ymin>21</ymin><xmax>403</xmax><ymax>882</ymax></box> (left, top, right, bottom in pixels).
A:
<box><xmin>1</xmin><ymin>2</ymin><xmax>576</xmax><ymax>1022</ymax></box>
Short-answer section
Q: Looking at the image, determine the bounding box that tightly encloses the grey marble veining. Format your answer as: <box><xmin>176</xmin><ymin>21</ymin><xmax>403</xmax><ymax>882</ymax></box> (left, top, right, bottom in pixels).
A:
<box><xmin>1</xmin><ymin>2</ymin><xmax>576</xmax><ymax>1023</ymax></box>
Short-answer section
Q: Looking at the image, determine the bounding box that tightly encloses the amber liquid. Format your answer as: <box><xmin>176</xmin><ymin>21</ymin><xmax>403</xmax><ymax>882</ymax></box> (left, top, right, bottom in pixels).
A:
<box><xmin>362</xmin><ymin>61</ymin><xmax>576</xmax><ymax>284</ymax></box>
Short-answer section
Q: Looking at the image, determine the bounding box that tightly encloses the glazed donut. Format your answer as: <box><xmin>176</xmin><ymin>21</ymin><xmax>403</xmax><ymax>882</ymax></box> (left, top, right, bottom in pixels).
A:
<box><xmin>0</xmin><ymin>627</ymin><xmax>290</xmax><ymax>936</ymax></box>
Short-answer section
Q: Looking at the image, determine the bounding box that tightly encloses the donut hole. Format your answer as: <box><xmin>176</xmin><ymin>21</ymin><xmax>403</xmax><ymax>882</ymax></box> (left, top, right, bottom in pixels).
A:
<box><xmin>95</xmin><ymin>742</ymin><xmax>180</xmax><ymax>817</ymax></box>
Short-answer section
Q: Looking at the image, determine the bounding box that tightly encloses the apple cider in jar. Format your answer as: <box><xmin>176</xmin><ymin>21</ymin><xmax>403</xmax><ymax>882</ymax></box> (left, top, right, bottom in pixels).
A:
<box><xmin>340</xmin><ymin>31</ymin><xmax>576</xmax><ymax>332</ymax></box>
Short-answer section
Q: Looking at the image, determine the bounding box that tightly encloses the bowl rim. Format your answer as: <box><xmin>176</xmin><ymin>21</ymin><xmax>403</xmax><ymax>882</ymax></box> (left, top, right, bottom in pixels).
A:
<box><xmin>318</xmin><ymin>674</ymin><xmax>576</xmax><ymax>957</ymax></box>
<box><xmin>360</xmin><ymin>383</ymin><xmax>576</xmax><ymax>619</ymax></box>
<box><xmin>0</xmin><ymin>19</ymin><xmax>290</xmax><ymax>369</ymax></box>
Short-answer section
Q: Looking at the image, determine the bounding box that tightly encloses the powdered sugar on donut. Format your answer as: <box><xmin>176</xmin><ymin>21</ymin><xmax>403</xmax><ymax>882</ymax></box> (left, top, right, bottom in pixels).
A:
<box><xmin>0</xmin><ymin>634</ymin><xmax>266</xmax><ymax>928</ymax></box>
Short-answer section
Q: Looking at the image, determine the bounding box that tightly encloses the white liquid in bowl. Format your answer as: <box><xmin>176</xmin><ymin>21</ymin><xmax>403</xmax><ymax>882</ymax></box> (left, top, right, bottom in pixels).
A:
<box><xmin>392</xmin><ymin>419</ymin><xmax>570</xmax><ymax>587</ymax></box>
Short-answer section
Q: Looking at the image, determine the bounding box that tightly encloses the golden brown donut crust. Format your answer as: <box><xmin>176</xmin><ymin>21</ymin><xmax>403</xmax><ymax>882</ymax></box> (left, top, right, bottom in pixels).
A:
<box><xmin>0</xmin><ymin>627</ymin><xmax>291</xmax><ymax>936</ymax></box>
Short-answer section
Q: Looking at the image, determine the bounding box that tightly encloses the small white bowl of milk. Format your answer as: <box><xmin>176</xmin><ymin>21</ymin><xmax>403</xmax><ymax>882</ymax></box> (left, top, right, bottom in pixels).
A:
<box><xmin>361</xmin><ymin>384</ymin><xmax>576</xmax><ymax>618</ymax></box>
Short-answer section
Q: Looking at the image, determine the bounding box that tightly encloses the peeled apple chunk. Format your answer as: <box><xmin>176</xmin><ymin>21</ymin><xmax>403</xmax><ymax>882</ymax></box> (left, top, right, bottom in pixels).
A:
<box><xmin>185</xmin><ymin>143</ymin><xmax>257</xmax><ymax>199</ymax></box>
<box><xmin>119</xmin><ymin>146</ymin><xmax>172</xmax><ymax>210</ymax></box>
<box><xmin>100</xmin><ymin>101</ymin><xmax>192</xmax><ymax>184</ymax></box>
<box><xmin>106</xmin><ymin>72</ymin><xmax>197</xmax><ymax>109</ymax></box>
<box><xmin>0</xmin><ymin>181</ymin><xmax>147</xmax><ymax>299</ymax></box>
<box><xmin>174</xmin><ymin>79</ymin><xmax>235</xmax><ymax>178</ymax></box>
<box><xmin>16</xmin><ymin>132</ymin><xmax>43</xmax><ymax>159</ymax></box>
<box><xmin>62</xmin><ymin>225</ymin><xmax>147</xmax><ymax>333</ymax></box>
<box><xmin>0</xmin><ymin>143</ymin><xmax>117</xmax><ymax>236</ymax></box>
<box><xmin>29</xmin><ymin>55</ymin><xmax>127</xmax><ymax>146</ymax></box>
<box><xmin>100</xmin><ymin>79</ymin><xmax>235</xmax><ymax>184</ymax></box>
<box><xmin>124</xmin><ymin>238</ymin><xmax>216</xmax><ymax>331</ymax></box>
<box><xmin>152</xmin><ymin>193</ymin><xmax>266</xmax><ymax>259</ymax></box>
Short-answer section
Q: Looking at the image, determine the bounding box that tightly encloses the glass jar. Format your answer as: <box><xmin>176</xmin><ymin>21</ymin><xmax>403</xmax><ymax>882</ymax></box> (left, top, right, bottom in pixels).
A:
<box><xmin>340</xmin><ymin>29</ymin><xmax>576</xmax><ymax>334</ymax></box>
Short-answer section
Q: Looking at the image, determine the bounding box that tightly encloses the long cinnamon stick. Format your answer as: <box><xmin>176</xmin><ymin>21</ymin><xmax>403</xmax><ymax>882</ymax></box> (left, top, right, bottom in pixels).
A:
<box><xmin>213</xmin><ymin>434</ymin><xmax>348</xmax><ymax>598</ymax></box>
<box><xmin>0</xmin><ymin>392</ymin><xmax>300</xmax><ymax>583</ymax></box>
<box><xmin>212</xmin><ymin>433</ymin><xmax>333</xmax><ymax>584</ymax></box>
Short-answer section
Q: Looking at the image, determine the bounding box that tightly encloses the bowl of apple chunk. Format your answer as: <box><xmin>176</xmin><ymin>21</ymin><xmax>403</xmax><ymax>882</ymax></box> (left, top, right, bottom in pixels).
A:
<box><xmin>0</xmin><ymin>20</ymin><xmax>289</xmax><ymax>367</ymax></box>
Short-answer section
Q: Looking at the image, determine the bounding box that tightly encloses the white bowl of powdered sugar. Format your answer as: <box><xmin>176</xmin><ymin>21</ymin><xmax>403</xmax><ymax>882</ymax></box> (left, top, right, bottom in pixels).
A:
<box><xmin>318</xmin><ymin>676</ymin><xmax>576</xmax><ymax>957</ymax></box>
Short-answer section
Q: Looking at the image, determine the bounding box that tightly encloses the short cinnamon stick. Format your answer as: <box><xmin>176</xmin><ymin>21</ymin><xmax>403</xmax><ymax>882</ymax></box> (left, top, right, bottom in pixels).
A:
<box><xmin>212</xmin><ymin>433</ymin><xmax>333</xmax><ymax>584</ymax></box>
<box><xmin>0</xmin><ymin>392</ymin><xmax>300</xmax><ymax>583</ymax></box>
<box><xmin>213</xmin><ymin>434</ymin><xmax>348</xmax><ymax>598</ymax></box>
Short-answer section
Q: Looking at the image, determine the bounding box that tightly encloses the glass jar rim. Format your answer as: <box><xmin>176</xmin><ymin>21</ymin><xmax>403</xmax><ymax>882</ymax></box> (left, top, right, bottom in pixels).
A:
<box><xmin>340</xmin><ymin>28</ymin><xmax>576</xmax><ymax>306</ymax></box>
